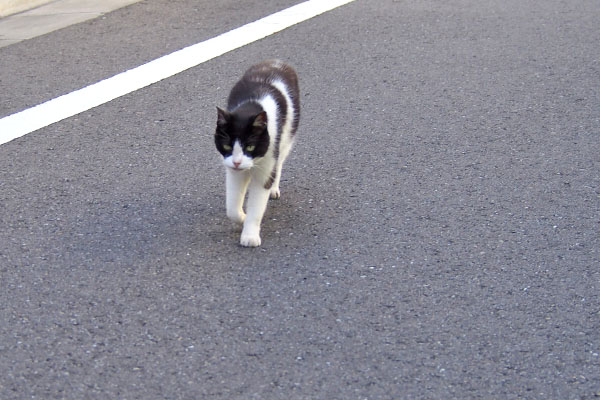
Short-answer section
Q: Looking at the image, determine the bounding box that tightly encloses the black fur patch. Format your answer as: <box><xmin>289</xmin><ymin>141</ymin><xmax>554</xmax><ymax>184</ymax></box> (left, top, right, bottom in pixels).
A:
<box><xmin>215</xmin><ymin>104</ymin><xmax>269</xmax><ymax>159</ymax></box>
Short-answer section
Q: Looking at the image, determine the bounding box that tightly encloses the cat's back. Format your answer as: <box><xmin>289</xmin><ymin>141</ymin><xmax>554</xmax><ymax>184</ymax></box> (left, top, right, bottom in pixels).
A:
<box><xmin>242</xmin><ymin>60</ymin><xmax>299</xmax><ymax>94</ymax></box>
<box><xmin>227</xmin><ymin>60</ymin><xmax>300</xmax><ymax>114</ymax></box>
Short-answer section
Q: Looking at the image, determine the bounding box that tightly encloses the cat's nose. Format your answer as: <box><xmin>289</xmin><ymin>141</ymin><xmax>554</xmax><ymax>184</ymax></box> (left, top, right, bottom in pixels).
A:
<box><xmin>233</xmin><ymin>161</ymin><xmax>241</xmax><ymax>168</ymax></box>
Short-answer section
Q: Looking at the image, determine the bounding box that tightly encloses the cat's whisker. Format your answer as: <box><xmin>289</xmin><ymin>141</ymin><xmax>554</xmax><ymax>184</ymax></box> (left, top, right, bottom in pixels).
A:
<box><xmin>249</xmin><ymin>163</ymin><xmax>270</xmax><ymax>175</ymax></box>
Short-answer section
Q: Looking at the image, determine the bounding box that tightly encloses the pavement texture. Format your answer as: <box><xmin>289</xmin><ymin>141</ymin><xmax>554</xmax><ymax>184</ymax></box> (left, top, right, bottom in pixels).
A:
<box><xmin>0</xmin><ymin>0</ymin><xmax>599</xmax><ymax>398</ymax></box>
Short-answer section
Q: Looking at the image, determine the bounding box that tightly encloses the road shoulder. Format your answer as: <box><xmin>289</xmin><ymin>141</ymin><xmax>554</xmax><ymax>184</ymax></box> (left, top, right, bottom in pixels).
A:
<box><xmin>0</xmin><ymin>0</ymin><xmax>142</xmax><ymax>48</ymax></box>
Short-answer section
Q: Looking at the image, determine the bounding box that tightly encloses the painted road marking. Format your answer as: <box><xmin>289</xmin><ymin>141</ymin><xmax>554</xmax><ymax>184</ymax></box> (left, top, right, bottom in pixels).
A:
<box><xmin>0</xmin><ymin>0</ymin><xmax>356</xmax><ymax>146</ymax></box>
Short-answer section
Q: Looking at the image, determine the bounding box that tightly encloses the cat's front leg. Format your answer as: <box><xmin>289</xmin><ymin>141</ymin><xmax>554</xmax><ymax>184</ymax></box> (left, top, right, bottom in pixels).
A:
<box><xmin>226</xmin><ymin>168</ymin><xmax>250</xmax><ymax>224</ymax></box>
<box><xmin>240</xmin><ymin>181</ymin><xmax>271</xmax><ymax>247</ymax></box>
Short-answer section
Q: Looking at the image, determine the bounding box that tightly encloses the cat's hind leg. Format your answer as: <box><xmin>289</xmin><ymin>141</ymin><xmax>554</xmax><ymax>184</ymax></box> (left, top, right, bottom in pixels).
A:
<box><xmin>270</xmin><ymin>141</ymin><xmax>293</xmax><ymax>199</ymax></box>
<box><xmin>269</xmin><ymin>161</ymin><xmax>283</xmax><ymax>200</ymax></box>
<box><xmin>226</xmin><ymin>168</ymin><xmax>250</xmax><ymax>224</ymax></box>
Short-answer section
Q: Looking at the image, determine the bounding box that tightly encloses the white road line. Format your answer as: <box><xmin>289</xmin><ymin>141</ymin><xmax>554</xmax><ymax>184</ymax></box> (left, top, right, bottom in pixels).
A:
<box><xmin>0</xmin><ymin>0</ymin><xmax>356</xmax><ymax>146</ymax></box>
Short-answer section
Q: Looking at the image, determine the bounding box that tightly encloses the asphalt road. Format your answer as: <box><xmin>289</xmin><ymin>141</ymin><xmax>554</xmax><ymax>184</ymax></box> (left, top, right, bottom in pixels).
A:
<box><xmin>1</xmin><ymin>0</ymin><xmax>599</xmax><ymax>398</ymax></box>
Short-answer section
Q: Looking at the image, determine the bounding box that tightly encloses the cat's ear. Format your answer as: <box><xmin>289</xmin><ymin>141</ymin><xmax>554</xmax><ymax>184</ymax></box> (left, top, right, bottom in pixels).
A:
<box><xmin>216</xmin><ymin>107</ymin><xmax>229</xmax><ymax>126</ymax></box>
<box><xmin>252</xmin><ymin>111</ymin><xmax>267</xmax><ymax>130</ymax></box>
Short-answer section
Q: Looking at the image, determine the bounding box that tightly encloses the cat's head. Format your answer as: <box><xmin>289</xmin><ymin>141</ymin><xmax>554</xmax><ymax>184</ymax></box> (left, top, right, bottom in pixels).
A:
<box><xmin>215</xmin><ymin>106</ymin><xmax>269</xmax><ymax>170</ymax></box>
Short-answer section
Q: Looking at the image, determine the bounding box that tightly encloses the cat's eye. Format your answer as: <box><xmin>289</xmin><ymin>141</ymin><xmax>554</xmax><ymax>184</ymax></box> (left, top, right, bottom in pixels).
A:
<box><xmin>245</xmin><ymin>145</ymin><xmax>256</xmax><ymax>152</ymax></box>
<box><xmin>223</xmin><ymin>144</ymin><xmax>232</xmax><ymax>151</ymax></box>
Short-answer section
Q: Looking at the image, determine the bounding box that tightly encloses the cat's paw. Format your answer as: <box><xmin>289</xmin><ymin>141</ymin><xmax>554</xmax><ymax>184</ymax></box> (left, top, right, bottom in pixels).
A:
<box><xmin>240</xmin><ymin>232</ymin><xmax>261</xmax><ymax>247</ymax></box>
<box><xmin>270</xmin><ymin>188</ymin><xmax>280</xmax><ymax>200</ymax></box>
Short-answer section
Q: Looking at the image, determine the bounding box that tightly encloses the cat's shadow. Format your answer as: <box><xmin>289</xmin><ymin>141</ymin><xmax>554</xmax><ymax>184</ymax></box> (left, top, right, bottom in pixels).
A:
<box><xmin>64</xmin><ymin>194</ymin><xmax>229</xmax><ymax>265</ymax></box>
<box><xmin>64</xmin><ymin>191</ymin><xmax>302</xmax><ymax>266</ymax></box>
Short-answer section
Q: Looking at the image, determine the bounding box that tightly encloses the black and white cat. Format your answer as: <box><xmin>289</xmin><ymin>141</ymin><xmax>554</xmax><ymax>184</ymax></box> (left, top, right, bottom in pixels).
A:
<box><xmin>215</xmin><ymin>60</ymin><xmax>300</xmax><ymax>247</ymax></box>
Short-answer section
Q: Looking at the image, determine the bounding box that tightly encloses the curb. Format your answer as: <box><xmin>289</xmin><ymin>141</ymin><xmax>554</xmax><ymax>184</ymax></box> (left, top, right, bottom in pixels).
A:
<box><xmin>0</xmin><ymin>0</ymin><xmax>53</xmax><ymax>17</ymax></box>
<box><xmin>0</xmin><ymin>0</ymin><xmax>142</xmax><ymax>48</ymax></box>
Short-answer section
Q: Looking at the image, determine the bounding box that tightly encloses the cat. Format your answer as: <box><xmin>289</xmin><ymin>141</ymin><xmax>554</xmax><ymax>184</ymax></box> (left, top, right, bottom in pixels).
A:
<box><xmin>215</xmin><ymin>60</ymin><xmax>300</xmax><ymax>247</ymax></box>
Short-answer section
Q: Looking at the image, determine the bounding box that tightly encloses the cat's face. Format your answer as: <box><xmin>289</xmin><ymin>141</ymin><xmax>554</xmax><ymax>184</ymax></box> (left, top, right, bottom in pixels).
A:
<box><xmin>215</xmin><ymin>107</ymin><xmax>269</xmax><ymax>170</ymax></box>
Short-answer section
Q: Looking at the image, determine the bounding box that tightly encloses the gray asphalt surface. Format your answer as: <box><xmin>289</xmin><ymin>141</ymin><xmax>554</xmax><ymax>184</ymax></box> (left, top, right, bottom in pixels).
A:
<box><xmin>1</xmin><ymin>0</ymin><xmax>599</xmax><ymax>398</ymax></box>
